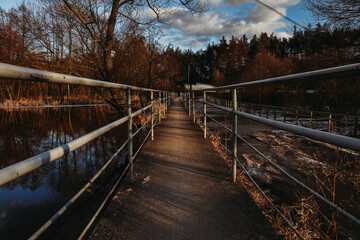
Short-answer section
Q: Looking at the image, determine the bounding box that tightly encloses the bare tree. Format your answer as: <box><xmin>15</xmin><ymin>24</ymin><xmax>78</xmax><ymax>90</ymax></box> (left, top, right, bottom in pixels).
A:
<box><xmin>304</xmin><ymin>0</ymin><xmax>360</xmax><ymax>29</ymax></box>
<box><xmin>41</xmin><ymin>0</ymin><xmax>208</xmax><ymax>82</ymax></box>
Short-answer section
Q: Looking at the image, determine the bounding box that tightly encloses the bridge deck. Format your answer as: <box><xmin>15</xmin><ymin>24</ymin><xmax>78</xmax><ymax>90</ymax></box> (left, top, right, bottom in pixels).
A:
<box><xmin>89</xmin><ymin>98</ymin><xmax>279</xmax><ymax>239</ymax></box>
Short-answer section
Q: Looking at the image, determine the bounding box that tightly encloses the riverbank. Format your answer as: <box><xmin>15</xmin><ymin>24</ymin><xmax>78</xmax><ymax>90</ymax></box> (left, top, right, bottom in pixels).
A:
<box><xmin>0</xmin><ymin>97</ymin><xmax>104</xmax><ymax>107</ymax></box>
<box><xmin>201</xmin><ymin>102</ymin><xmax>360</xmax><ymax>239</ymax></box>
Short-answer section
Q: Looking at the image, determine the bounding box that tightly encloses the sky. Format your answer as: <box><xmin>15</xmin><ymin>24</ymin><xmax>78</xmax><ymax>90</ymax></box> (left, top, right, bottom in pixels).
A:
<box><xmin>156</xmin><ymin>0</ymin><xmax>312</xmax><ymax>50</ymax></box>
<box><xmin>0</xmin><ymin>0</ymin><xmax>313</xmax><ymax>51</ymax></box>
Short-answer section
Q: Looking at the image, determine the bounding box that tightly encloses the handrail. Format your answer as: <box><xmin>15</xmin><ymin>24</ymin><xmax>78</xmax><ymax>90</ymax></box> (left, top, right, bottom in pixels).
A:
<box><xmin>186</xmin><ymin>97</ymin><xmax>360</xmax><ymax>239</ymax></box>
<box><xmin>29</xmin><ymin>116</ymin><xmax>161</xmax><ymax>240</ymax></box>
<box><xmin>189</xmin><ymin>100</ymin><xmax>305</xmax><ymax>238</ymax></box>
<box><xmin>182</xmin><ymin>64</ymin><xmax>360</xmax><ymax>237</ymax></box>
<box><xmin>204</xmin><ymin>125</ymin><xmax>305</xmax><ymax>240</ymax></box>
<box><xmin>0</xmin><ymin>62</ymin><xmax>159</xmax><ymax>92</ymax></box>
<box><xmin>194</xmin><ymin>63</ymin><xmax>360</xmax><ymax>91</ymax></box>
<box><xmin>29</xmin><ymin>137</ymin><xmax>131</xmax><ymax>240</ymax></box>
<box><xmin>0</xmin><ymin>104</ymin><xmax>151</xmax><ymax>187</ymax></box>
<box><xmin>204</xmin><ymin>100</ymin><xmax>360</xmax><ymax>152</ymax></box>
<box><xmin>208</xmin><ymin>97</ymin><xmax>357</xmax><ymax>119</ymax></box>
<box><xmin>202</xmin><ymin>107</ymin><xmax>360</xmax><ymax>224</ymax></box>
<box><xmin>78</xmin><ymin>117</ymin><xmax>160</xmax><ymax>239</ymax></box>
<box><xmin>0</xmin><ymin>62</ymin><xmax>173</xmax><ymax>239</ymax></box>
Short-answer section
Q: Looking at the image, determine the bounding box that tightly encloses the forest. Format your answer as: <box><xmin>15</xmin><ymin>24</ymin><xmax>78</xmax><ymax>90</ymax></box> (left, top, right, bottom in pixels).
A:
<box><xmin>0</xmin><ymin>1</ymin><xmax>359</xmax><ymax>105</ymax></box>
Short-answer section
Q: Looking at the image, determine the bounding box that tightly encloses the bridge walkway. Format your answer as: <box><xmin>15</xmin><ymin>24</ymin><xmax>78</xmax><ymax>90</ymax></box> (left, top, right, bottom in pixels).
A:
<box><xmin>89</xmin><ymin>98</ymin><xmax>279</xmax><ymax>240</ymax></box>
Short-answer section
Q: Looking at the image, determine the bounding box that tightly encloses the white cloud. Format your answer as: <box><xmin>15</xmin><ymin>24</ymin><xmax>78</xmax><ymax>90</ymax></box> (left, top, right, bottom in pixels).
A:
<box><xmin>275</xmin><ymin>31</ymin><xmax>292</xmax><ymax>39</ymax></box>
<box><xmin>209</xmin><ymin>0</ymin><xmax>300</xmax><ymax>7</ymax></box>
<box><xmin>153</xmin><ymin>0</ymin><xmax>302</xmax><ymax>49</ymax></box>
<box><xmin>209</xmin><ymin>0</ymin><xmax>250</xmax><ymax>7</ymax></box>
<box><xmin>246</xmin><ymin>4</ymin><xmax>285</xmax><ymax>23</ymax></box>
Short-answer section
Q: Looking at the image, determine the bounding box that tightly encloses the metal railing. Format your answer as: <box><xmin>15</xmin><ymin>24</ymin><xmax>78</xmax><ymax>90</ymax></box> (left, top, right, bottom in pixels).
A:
<box><xmin>0</xmin><ymin>63</ymin><xmax>171</xmax><ymax>239</ymax></box>
<box><xmin>207</xmin><ymin>98</ymin><xmax>359</xmax><ymax>137</ymax></box>
<box><xmin>181</xmin><ymin>63</ymin><xmax>360</xmax><ymax>239</ymax></box>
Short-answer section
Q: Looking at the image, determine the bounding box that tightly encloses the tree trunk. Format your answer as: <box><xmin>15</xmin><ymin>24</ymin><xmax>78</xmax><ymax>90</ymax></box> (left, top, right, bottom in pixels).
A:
<box><xmin>103</xmin><ymin>0</ymin><xmax>123</xmax><ymax>82</ymax></box>
<box><xmin>104</xmin><ymin>48</ymin><xmax>113</xmax><ymax>81</ymax></box>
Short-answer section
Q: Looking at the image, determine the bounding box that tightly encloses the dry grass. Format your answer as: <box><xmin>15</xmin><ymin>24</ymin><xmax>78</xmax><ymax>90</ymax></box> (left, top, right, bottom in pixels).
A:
<box><xmin>0</xmin><ymin>96</ymin><xmax>104</xmax><ymax>106</ymax></box>
<box><xmin>1</xmin><ymin>98</ymin><xmax>50</xmax><ymax>106</ymax></box>
<box><xmin>204</xmin><ymin>126</ymin><xmax>331</xmax><ymax>240</ymax></box>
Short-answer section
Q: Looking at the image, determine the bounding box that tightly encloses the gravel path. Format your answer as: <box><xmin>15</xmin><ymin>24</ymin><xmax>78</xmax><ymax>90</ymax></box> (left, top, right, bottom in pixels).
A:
<box><xmin>89</xmin><ymin>98</ymin><xmax>279</xmax><ymax>240</ymax></box>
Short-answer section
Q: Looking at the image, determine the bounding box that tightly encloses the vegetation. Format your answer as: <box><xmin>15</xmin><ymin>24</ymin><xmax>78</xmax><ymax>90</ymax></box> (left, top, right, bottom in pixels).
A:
<box><xmin>1</xmin><ymin>1</ymin><xmax>360</xmax><ymax>238</ymax></box>
<box><xmin>0</xmin><ymin>0</ymin><xmax>206</xmax><ymax>106</ymax></box>
<box><xmin>304</xmin><ymin>0</ymin><xmax>360</xmax><ymax>29</ymax></box>
<box><xmin>0</xmin><ymin>2</ymin><xmax>359</xmax><ymax>108</ymax></box>
<box><xmin>190</xmin><ymin>25</ymin><xmax>359</xmax><ymax>86</ymax></box>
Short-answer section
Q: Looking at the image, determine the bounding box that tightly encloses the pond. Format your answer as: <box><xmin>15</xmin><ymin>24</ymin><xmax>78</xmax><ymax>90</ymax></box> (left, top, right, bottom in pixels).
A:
<box><xmin>0</xmin><ymin>106</ymin><xmax>129</xmax><ymax>239</ymax></box>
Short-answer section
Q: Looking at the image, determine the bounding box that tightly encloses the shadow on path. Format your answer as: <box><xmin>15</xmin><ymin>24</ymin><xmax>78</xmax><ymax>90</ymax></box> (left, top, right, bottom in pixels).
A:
<box><xmin>89</xmin><ymin>98</ymin><xmax>279</xmax><ymax>240</ymax></box>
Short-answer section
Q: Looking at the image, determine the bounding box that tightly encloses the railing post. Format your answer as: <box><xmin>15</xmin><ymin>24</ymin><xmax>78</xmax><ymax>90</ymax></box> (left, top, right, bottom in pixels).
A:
<box><xmin>188</xmin><ymin>92</ymin><xmax>191</xmax><ymax>116</ymax></box>
<box><xmin>204</xmin><ymin>91</ymin><xmax>207</xmax><ymax>139</ymax></box>
<box><xmin>329</xmin><ymin>114</ymin><xmax>332</xmax><ymax>132</ymax></box>
<box><xmin>187</xmin><ymin>92</ymin><xmax>189</xmax><ymax>111</ymax></box>
<box><xmin>166</xmin><ymin>92</ymin><xmax>169</xmax><ymax>111</ymax></box>
<box><xmin>159</xmin><ymin>92</ymin><xmax>161</xmax><ymax>124</ymax></box>
<box><xmin>165</xmin><ymin>92</ymin><xmax>168</xmax><ymax>113</ymax></box>
<box><xmin>274</xmin><ymin>109</ymin><xmax>277</xmax><ymax>120</ymax></box>
<box><xmin>296</xmin><ymin>110</ymin><xmax>299</xmax><ymax>125</ymax></box>
<box><xmin>345</xmin><ymin>115</ymin><xmax>348</xmax><ymax>132</ymax></box>
<box><xmin>232</xmin><ymin>88</ymin><xmax>238</xmax><ymax>182</ymax></box>
<box><xmin>354</xmin><ymin>116</ymin><xmax>358</xmax><ymax>137</ymax></box>
<box><xmin>259</xmin><ymin>105</ymin><xmax>262</xmax><ymax>117</ymax></box>
<box><xmin>151</xmin><ymin>91</ymin><xmax>154</xmax><ymax>141</ymax></box>
<box><xmin>192</xmin><ymin>91</ymin><xmax>195</xmax><ymax>123</ymax></box>
<box><xmin>310</xmin><ymin>111</ymin><xmax>313</xmax><ymax>129</ymax></box>
<box><xmin>184</xmin><ymin>92</ymin><xmax>187</xmax><ymax>109</ymax></box>
<box><xmin>184</xmin><ymin>92</ymin><xmax>186</xmax><ymax>108</ymax></box>
<box><xmin>164</xmin><ymin>92</ymin><xmax>166</xmax><ymax>113</ymax></box>
<box><xmin>127</xmin><ymin>88</ymin><xmax>133</xmax><ymax>183</ymax></box>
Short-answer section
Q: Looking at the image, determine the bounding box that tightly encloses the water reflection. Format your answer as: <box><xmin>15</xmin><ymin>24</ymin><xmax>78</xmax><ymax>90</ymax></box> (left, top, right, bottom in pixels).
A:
<box><xmin>0</xmin><ymin>106</ymin><xmax>128</xmax><ymax>239</ymax></box>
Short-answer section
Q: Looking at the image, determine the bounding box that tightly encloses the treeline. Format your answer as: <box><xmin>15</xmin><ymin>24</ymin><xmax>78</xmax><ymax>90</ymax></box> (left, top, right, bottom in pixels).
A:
<box><xmin>187</xmin><ymin>25</ymin><xmax>360</xmax><ymax>111</ymax></box>
<box><xmin>0</xmin><ymin>2</ymin><xmax>359</xmax><ymax>105</ymax></box>
<box><xmin>189</xmin><ymin>25</ymin><xmax>360</xmax><ymax>86</ymax></box>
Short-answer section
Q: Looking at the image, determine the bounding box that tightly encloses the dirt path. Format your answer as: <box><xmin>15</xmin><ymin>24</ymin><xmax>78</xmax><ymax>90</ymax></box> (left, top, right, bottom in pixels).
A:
<box><xmin>89</xmin><ymin>98</ymin><xmax>279</xmax><ymax>240</ymax></box>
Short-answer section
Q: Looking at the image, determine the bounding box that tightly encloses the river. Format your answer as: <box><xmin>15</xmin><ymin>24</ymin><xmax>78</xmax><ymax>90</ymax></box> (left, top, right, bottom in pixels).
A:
<box><xmin>0</xmin><ymin>105</ymin><xmax>129</xmax><ymax>239</ymax></box>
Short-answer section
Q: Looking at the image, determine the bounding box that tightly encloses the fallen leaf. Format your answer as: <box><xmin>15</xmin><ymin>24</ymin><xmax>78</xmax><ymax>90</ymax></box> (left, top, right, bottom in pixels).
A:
<box><xmin>142</xmin><ymin>176</ymin><xmax>151</xmax><ymax>184</ymax></box>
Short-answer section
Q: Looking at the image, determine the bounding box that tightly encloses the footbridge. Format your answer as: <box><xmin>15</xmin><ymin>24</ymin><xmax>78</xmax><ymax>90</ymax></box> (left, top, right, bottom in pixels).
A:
<box><xmin>0</xmin><ymin>63</ymin><xmax>359</xmax><ymax>239</ymax></box>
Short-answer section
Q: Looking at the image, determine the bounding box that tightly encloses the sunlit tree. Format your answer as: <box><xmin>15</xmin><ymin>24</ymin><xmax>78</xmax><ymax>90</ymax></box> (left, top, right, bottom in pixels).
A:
<box><xmin>41</xmin><ymin>0</ymin><xmax>208</xmax><ymax>82</ymax></box>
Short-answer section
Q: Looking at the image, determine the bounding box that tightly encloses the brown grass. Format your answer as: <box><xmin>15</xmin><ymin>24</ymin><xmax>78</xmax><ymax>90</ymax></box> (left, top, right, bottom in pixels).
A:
<box><xmin>203</xmin><ymin>125</ymin><xmax>329</xmax><ymax>240</ymax></box>
<box><xmin>0</xmin><ymin>96</ymin><xmax>104</xmax><ymax>107</ymax></box>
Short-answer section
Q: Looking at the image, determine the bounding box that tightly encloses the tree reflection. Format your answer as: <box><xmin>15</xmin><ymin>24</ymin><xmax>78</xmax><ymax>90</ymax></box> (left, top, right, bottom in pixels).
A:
<box><xmin>0</xmin><ymin>106</ymin><xmax>127</xmax><ymax>194</ymax></box>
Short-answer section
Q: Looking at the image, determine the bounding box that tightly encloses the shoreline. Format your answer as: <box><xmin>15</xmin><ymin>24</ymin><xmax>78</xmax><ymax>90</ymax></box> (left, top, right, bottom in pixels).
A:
<box><xmin>0</xmin><ymin>103</ymin><xmax>109</xmax><ymax>109</ymax></box>
<box><xmin>0</xmin><ymin>97</ymin><xmax>105</xmax><ymax>108</ymax></box>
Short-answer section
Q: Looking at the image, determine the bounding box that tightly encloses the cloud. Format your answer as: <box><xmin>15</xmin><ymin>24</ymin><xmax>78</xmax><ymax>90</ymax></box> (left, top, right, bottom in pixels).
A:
<box><xmin>246</xmin><ymin>4</ymin><xmax>285</xmax><ymax>23</ymax></box>
<box><xmin>209</xmin><ymin>0</ymin><xmax>300</xmax><ymax>7</ymax></box>
<box><xmin>161</xmin><ymin>35</ymin><xmax>211</xmax><ymax>49</ymax></box>
<box><xmin>153</xmin><ymin>0</ymin><xmax>301</xmax><ymax>49</ymax></box>
<box><xmin>209</xmin><ymin>0</ymin><xmax>250</xmax><ymax>7</ymax></box>
<box><xmin>276</xmin><ymin>31</ymin><xmax>292</xmax><ymax>39</ymax></box>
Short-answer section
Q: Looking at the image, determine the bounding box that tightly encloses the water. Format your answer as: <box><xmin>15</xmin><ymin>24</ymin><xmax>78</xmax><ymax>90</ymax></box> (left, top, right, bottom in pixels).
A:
<box><xmin>0</xmin><ymin>106</ymin><xmax>128</xmax><ymax>239</ymax></box>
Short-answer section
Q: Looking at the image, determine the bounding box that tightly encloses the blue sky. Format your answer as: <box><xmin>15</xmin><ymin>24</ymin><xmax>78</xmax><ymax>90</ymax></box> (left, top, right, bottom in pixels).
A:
<box><xmin>0</xmin><ymin>0</ymin><xmax>313</xmax><ymax>50</ymax></box>
<box><xmin>156</xmin><ymin>0</ymin><xmax>312</xmax><ymax>50</ymax></box>
<box><xmin>0</xmin><ymin>0</ymin><xmax>25</xmax><ymax>10</ymax></box>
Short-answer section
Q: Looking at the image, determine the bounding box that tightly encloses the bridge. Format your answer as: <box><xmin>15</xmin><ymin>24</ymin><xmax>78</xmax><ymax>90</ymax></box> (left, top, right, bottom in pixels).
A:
<box><xmin>88</xmin><ymin>98</ymin><xmax>278</xmax><ymax>239</ymax></box>
<box><xmin>0</xmin><ymin>63</ymin><xmax>359</xmax><ymax>239</ymax></box>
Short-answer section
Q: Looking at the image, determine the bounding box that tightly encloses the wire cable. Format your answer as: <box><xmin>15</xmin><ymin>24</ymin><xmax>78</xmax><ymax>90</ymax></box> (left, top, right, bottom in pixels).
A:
<box><xmin>254</xmin><ymin>0</ymin><xmax>305</xmax><ymax>28</ymax></box>
<box><xmin>205</xmin><ymin>126</ymin><xmax>305</xmax><ymax>240</ymax></box>
<box><xmin>203</xmin><ymin>101</ymin><xmax>360</xmax><ymax>225</ymax></box>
